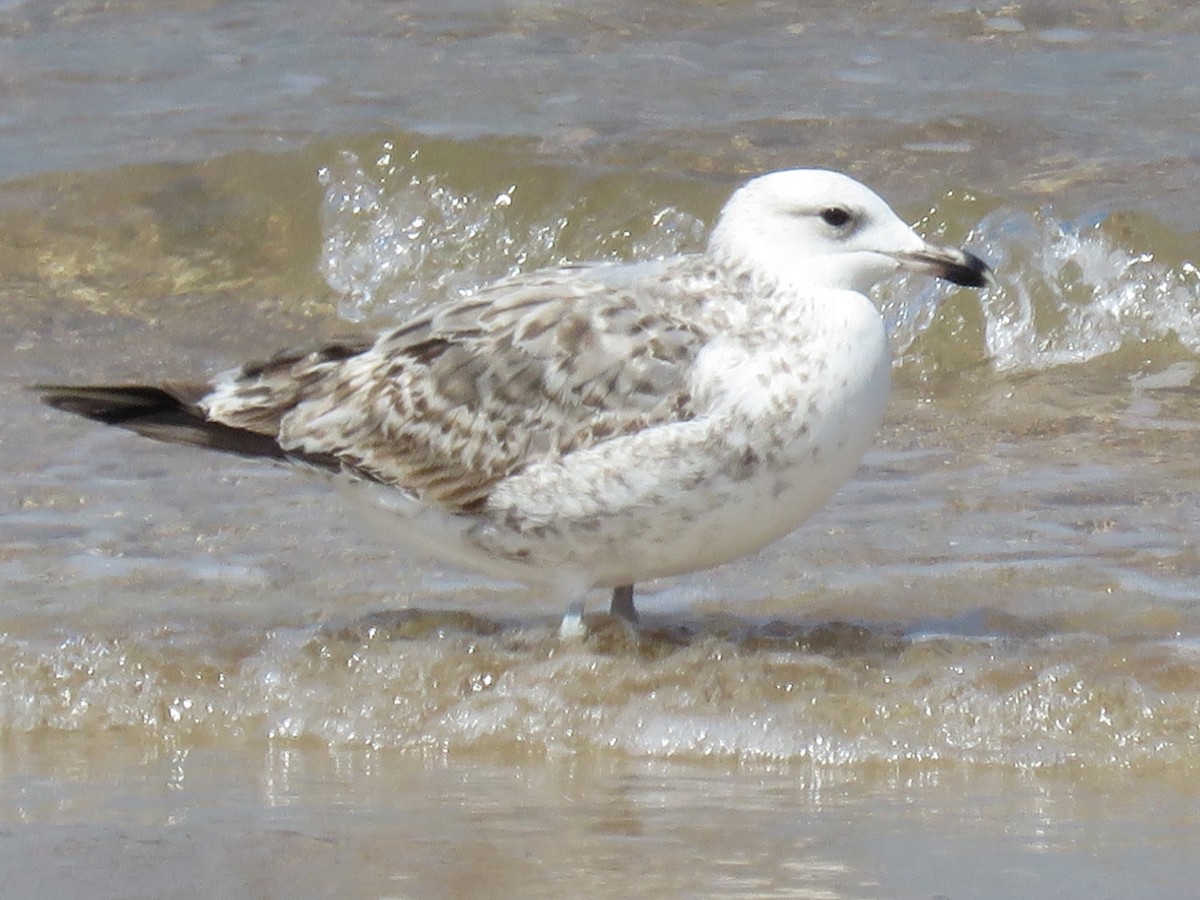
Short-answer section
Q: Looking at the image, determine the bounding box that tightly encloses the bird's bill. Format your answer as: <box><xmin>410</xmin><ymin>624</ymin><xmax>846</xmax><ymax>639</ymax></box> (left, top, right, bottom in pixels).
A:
<box><xmin>893</xmin><ymin>245</ymin><xmax>996</xmax><ymax>289</ymax></box>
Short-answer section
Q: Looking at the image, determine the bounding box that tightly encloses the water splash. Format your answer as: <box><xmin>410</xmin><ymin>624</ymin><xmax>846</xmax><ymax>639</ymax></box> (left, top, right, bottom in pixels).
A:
<box><xmin>318</xmin><ymin>146</ymin><xmax>705</xmax><ymax>323</ymax></box>
<box><xmin>318</xmin><ymin>145</ymin><xmax>526</xmax><ymax>321</ymax></box>
<box><xmin>971</xmin><ymin>208</ymin><xmax>1200</xmax><ymax>370</ymax></box>
<box><xmin>882</xmin><ymin>204</ymin><xmax>1200</xmax><ymax>373</ymax></box>
<box><xmin>4</xmin><ymin>620</ymin><xmax>1200</xmax><ymax>769</ymax></box>
<box><xmin>321</xmin><ymin>159</ymin><xmax>1200</xmax><ymax>375</ymax></box>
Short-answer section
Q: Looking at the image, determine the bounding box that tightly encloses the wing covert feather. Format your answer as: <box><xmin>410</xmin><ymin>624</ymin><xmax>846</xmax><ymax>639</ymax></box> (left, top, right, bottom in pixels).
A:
<box><xmin>202</xmin><ymin>264</ymin><xmax>723</xmax><ymax>509</ymax></box>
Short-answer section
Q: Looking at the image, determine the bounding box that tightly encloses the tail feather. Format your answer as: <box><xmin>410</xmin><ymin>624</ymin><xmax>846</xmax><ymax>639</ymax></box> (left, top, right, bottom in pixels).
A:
<box><xmin>36</xmin><ymin>384</ymin><xmax>293</xmax><ymax>462</ymax></box>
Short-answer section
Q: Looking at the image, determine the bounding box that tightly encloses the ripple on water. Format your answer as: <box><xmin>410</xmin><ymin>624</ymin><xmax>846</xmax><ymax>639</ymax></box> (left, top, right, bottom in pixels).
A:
<box><xmin>1</xmin><ymin>611</ymin><xmax>1197</xmax><ymax>772</ymax></box>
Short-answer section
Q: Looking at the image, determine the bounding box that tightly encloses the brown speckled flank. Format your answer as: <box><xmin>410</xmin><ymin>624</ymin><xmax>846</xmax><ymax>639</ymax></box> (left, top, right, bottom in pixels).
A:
<box><xmin>39</xmin><ymin>169</ymin><xmax>992</xmax><ymax>631</ymax></box>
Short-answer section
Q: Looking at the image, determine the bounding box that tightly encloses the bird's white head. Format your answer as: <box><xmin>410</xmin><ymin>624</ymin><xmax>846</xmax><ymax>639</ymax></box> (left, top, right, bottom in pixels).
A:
<box><xmin>708</xmin><ymin>168</ymin><xmax>993</xmax><ymax>295</ymax></box>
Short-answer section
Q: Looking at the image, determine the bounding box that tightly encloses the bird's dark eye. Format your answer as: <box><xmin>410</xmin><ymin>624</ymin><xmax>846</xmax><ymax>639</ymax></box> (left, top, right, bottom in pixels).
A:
<box><xmin>820</xmin><ymin>207</ymin><xmax>852</xmax><ymax>228</ymax></box>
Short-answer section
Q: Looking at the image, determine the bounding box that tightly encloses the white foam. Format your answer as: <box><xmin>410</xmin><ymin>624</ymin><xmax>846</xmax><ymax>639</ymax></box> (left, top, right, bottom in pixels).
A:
<box><xmin>883</xmin><ymin>206</ymin><xmax>1200</xmax><ymax>372</ymax></box>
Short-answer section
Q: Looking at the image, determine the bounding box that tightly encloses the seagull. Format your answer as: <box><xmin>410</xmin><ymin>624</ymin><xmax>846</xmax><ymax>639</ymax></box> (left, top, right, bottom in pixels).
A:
<box><xmin>38</xmin><ymin>169</ymin><xmax>993</xmax><ymax>635</ymax></box>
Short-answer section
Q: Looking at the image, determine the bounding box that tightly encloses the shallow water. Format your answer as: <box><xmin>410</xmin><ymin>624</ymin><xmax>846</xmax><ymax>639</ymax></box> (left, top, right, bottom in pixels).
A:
<box><xmin>5</xmin><ymin>0</ymin><xmax>1200</xmax><ymax>896</ymax></box>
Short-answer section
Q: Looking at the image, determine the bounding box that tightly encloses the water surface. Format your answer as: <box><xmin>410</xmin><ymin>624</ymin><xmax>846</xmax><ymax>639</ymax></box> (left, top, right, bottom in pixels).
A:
<box><xmin>4</xmin><ymin>1</ymin><xmax>1200</xmax><ymax>896</ymax></box>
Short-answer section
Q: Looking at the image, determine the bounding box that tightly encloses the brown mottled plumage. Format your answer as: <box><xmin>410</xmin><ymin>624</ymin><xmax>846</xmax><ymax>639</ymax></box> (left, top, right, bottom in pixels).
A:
<box><xmin>200</xmin><ymin>263</ymin><xmax>726</xmax><ymax>511</ymax></box>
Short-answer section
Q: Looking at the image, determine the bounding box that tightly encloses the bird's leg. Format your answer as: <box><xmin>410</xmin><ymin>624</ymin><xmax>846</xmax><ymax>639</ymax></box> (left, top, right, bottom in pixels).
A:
<box><xmin>556</xmin><ymin>579</ymin><xmax>637</xmax><ymax>638</ymax></box>
<box><xmin>609</xmin><ymin>584</ymin><xmax>638</xmax><ymax>623</ymax></box>
<box><xmin>559</xmin><ymin>600</ymin><xmax>587</xmax><ymax>639</ymax></box>
<box><xmin>554</xmin><ymin>572</ymin><xmax>594</xmax><ymax>639</ymax></box>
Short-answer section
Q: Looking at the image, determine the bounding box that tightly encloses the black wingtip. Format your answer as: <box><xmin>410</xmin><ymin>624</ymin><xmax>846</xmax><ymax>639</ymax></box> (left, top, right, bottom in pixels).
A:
<box><xmin>35</xmin><ymin>384</ymin><xmax>185</xmax><ymax>425</ymax></box>
<box><xmin>35</xmin><ymin>383</ymin><xmax>294</xmax><ymax>462</ymax></box>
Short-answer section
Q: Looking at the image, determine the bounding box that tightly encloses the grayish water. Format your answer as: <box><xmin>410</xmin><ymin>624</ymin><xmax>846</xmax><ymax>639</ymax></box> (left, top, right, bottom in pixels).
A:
<box><xmin>4</xmin><ymin>1</ymin><xmax>1200</xmax><ymax>896</ymax></box>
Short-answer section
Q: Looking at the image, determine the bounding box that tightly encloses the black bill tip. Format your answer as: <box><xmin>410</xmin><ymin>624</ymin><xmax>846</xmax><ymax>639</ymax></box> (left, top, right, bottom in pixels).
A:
<box><xmin>940</xmin><ymin>249</ymin><xmax>996</xmax><ymax>289</ymax></box>
<box><xmin>896</xmin><ymin>246</ymin><xmax>997</xmax><ymax>289</ymax></box>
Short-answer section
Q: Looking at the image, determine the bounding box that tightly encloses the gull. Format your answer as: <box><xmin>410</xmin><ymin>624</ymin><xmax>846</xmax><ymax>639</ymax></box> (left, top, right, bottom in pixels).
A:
<box><xmin>38</xmin><ymin>169</ymin><xmax>993</xmax><ymax>635</ymax></box>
